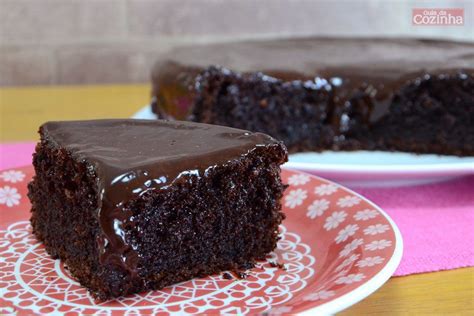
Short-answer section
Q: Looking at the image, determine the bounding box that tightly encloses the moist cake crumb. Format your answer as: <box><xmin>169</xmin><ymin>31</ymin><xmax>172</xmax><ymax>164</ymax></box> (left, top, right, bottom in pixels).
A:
<box><xmin>151</xmin><ymin>37</ymin><xmax>473</xmax><ymax>156</ymax></box>
<box><xmin>28</xmin><ymin>119</ymin><xmax>288</xmax><ymax>300</ymax></box>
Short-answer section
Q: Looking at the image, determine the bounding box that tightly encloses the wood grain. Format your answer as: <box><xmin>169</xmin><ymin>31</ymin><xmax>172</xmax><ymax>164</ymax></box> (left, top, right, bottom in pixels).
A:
<box><xmin>341</xmin><ymin>267</ymin><xmax>474</xmax><ymax>315</ymax></box>
<box><xmin>1</xmin><ymin>85</ymin><xmax>473</xmax><ymax>314</ymax></box>
<box><xmin>0</xmin><ymin>85</ymin><xmax>149</xmax><ymax>141</ymax></box>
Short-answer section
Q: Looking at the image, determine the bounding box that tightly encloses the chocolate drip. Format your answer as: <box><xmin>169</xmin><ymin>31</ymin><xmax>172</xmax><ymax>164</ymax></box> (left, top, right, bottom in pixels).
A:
<box><xmin>42</xmin><ymin>119</ymin><xmax>281</xmax><ymax>275</ymax></box>
<box><xmin>151</xmin><ymin>37</ymin><xmax>474</xmax><ymax>131</ymax></box>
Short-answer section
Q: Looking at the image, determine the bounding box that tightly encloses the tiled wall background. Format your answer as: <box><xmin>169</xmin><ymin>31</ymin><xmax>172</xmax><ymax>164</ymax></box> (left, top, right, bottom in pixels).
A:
<box><xmin>0</xmin><ymin>0</ymin><xmax>472</xmax><ymax>86</ymax></box>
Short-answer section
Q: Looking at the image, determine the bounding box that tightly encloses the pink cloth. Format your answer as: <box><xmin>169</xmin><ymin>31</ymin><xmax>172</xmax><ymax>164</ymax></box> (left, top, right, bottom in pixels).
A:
<box><xmin>0</xmin><ymin>142</ymin><xmax>36</xmax><ymax>169</ymax></box>
<box><xmin>1</xmin><ymin>142</ymin><xmax>473</xmax><ymax>276</ymax></box>
<box><xmin>355</xmin><ymin>176</ymin><xmax>474</xmax><ymax>276</ymax></box>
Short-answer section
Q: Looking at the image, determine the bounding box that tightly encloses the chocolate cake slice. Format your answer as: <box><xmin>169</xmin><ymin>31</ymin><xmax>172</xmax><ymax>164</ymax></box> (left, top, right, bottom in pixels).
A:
<box><xmin>28</xmin><ymin>119</ymin><xmax>287</xmax><ymax>300</ymax></box>
<box><xmin>151</xmin><ymin>37</ymin><xmax>474</xmax><ymax>156</ymax></box>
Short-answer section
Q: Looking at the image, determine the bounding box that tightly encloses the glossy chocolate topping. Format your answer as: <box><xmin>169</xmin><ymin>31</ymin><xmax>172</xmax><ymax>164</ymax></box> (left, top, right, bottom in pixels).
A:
<box><xmin>42</xmin><ymin>119</ymin><xmax>281</xmax><ymax>273</ymax></box>
<box><xmin>151</xmin><ymin>37</ymin><xmax>474</xmax><ymax>123</ymax></box>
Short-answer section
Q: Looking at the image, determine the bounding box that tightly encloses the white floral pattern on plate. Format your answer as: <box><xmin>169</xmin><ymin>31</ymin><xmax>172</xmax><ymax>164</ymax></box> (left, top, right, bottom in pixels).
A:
<box><xmin>0</xmin><ymin>167</ymin><xmax>401</xmax><ymax>315</ymax></box>
<box><xmin>314</xmin><ymin>183</ymin><xmax>338</xmax><ymax>196</ymax></box>
<box><xmin>0</xmin><ymin>222</ymin><xmax>314</xmax><ymax>315</ymax></box>
<box><xmin>339</xmin><ymin>238</ymin><xmax>364</xmax><ymax>257</ymax></box>
<box><xmin>365</xmin><ymin>240</ymin><xmax>393</xmax><ymax>251</ymax></box>
<box><xmin>364</xmin><ymin>224</ymin><xmax>390</xmax><ymax>235</ymax></box>
<box><xmin>335</xmin><ymin>224</ymin><xmax>359</xmax><ymax>244</ymax></box>
<box><xmin>284</xmin><ymin>188</ymin><xmax>308</xmax><ymax>208</ymax></box>
<box><xmin>0</xmin><ymin>170</ymin><xmax>25</xmax><ymax>183</ymax></box>
<box><xmin>0</xmin><ymin>185</ymin><xmax>21</xmax><ymax>207</ymax></box>
<box><xmin>336</xmin><ymin>254</ymin><xmax>361</xmax><ymax>272</ymax></box>
<box><xmin>337</xmin><ymin>196</ymin><xmax>361</xmax><ymax>208</ymax></box>
<box><xmin>335</xmin><ymin>273</ymin><xmax>366</xmax><ymax>285</ymax></box>
<box><xmin>306</xmin><ymin>199</ymin><xmax>330</xmax><ymax>219</ymax></box>
<box><xmin>356</xmin><ymin>256</ymin><xmax>385</xmax><ymax>268</ymax></box>
<box><xmin>354</xmin><ymin>209</ymin><xmax>379</xmax><ymax>221</ymax></box>
<box><xmin>287</xmin><ymin>174</ymin><xmax>311</xmax><ymax>186</ymax></box>
<box><xmin>303</xmin><ymin>290</ymin><xmax>336</xmax><ymax>301</ymax></box>
<box><xmin>324</xmin><ymin>211</ymin><xmax>347</xmax><ymax>230</ymax></box>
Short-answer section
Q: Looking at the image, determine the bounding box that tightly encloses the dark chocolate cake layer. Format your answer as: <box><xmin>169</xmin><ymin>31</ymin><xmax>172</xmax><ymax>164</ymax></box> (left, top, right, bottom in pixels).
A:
<box><xmin>28</xmin><ymin>119</ymin><xmax>287</xmax><ymax>300</ymax></box>
<box><xmin>151</xmin><ymin>37</ymin><xmax>474</xmax><ymax>156</ymax></box>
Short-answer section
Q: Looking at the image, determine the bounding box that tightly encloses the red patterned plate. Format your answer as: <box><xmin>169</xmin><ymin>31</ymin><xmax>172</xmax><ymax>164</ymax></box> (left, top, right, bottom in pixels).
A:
<box><xmin>0</xmin><ymin>166</ymin><xmax>402</xmax><ymax>315</ymax></box>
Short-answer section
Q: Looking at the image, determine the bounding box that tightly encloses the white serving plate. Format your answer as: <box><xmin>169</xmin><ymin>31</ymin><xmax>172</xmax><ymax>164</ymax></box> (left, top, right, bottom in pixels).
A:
<box><xmin>133</xmin><ymin>106</ymin><xmax>474</xmax><ymax>187</ymax></box>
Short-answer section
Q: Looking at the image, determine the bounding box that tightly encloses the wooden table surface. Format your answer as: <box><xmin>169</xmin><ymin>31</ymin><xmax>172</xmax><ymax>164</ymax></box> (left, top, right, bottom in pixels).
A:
<box><xmin>1</xmin><ymin>85</ymin><xmax>473</xmax><ymax>315</ymax></box>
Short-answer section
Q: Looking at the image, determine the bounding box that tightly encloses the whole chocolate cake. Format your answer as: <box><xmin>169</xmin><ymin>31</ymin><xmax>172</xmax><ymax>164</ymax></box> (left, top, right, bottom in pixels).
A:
<box><xmin>151</xmin><ymin>37</ymin><xmax>474</xmax><ymax>156</ymax></box>
<box><xmin>28</xmin><ymin>119</ymin><xmax>287</xmax><ymax>300</ymax></box>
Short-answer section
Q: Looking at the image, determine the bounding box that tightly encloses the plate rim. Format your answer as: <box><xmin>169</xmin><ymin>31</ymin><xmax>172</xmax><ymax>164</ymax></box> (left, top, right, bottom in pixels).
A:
<box><xmin>285</xmin><ymin>160</ymin><xmax>474</xmax><ymax>174</ymax></box>
<box><xmin>0</xmin><ymin>165</ymin><xmax>402</xmax><ymax>315</ymax></box>
<box><xmin>133</xmin><ymin>105</ymin><xmax>474</xmax><ymax>177</ymax></box>
<box><xmin>290</xmin><ymin>168</ymin><xmax>403</xmax><ymax>315</ymax></box>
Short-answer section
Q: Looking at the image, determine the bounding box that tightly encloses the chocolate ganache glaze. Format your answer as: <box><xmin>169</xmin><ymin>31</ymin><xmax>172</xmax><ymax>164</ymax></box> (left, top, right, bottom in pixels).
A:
<box><xmin>151</xmin><ymin>37</ymin><xmax>474</xmax><ymax>155</ymax></box>
<box><xmin>41</xmin><ymin>119</ymin><xmax>281</xmax><ymax>273</ymax></box>
<box><xmin>151</xmin><ymin>37</ymin><xmax>473</xmax><ymax>118</ymax></box>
